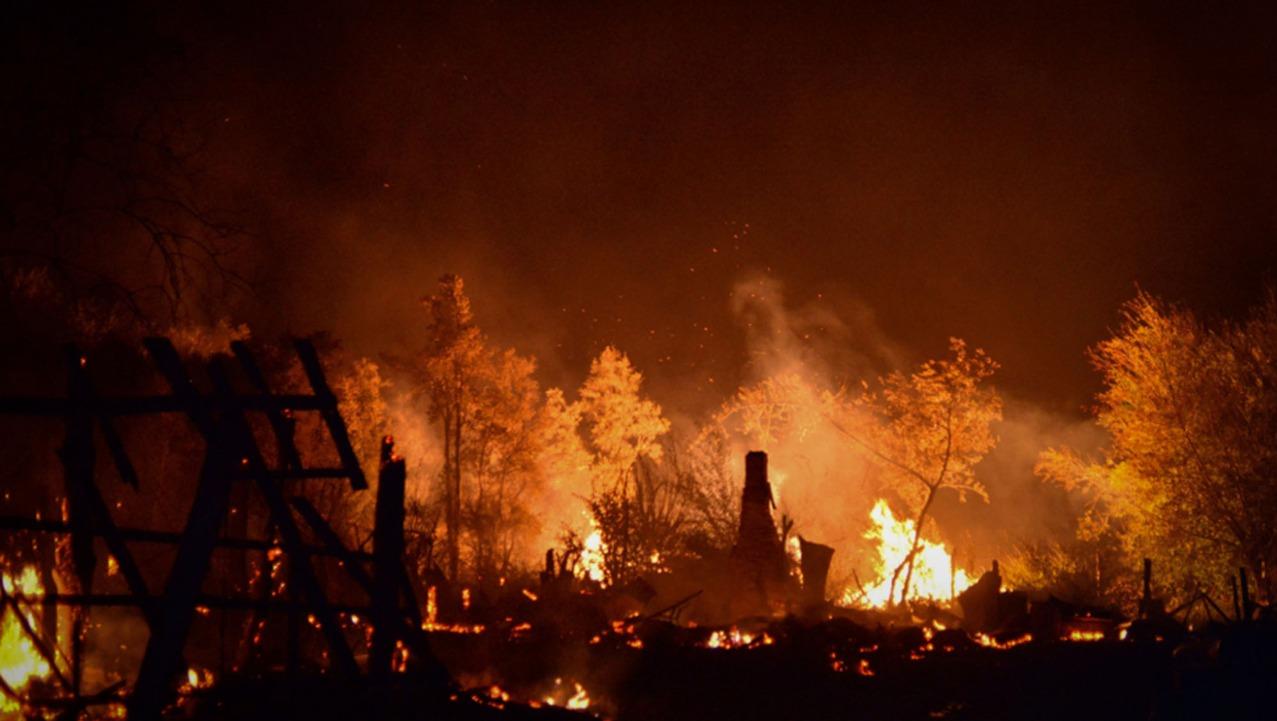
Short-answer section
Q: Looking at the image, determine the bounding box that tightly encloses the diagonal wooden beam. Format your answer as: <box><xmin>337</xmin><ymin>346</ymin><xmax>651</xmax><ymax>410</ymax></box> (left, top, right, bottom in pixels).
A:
<box><xmin>204</xmin><ymin>358</ymin><xmax>360</xmax><ymax>679</ymax></box>
<box><xmin>230</xmin><ymin>341</ymin><xmax>302</xmax><ymax>471</ymax></box>
<box><xmin>293</xmin><ymin>340</ymin><xmax>366</xmax><ymax>490</ymax></box>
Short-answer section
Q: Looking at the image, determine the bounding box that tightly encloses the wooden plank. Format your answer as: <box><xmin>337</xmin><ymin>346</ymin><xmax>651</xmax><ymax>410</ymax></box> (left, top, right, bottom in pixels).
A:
<box><xmin>0</xmin><ymin>516</ymin><xmax>372</xmax><ymax>560</ymax></box>
<box><xmin>7</xmin><ymin>591</ymin><xmax>374</xmax><ymax>615</ymax></box>
<box><xmin>0</xmin><ymin>394</ymin><xmax>335</xmax><ymax>416</ymax></box>
<box><xmin>129</xmin><ymin>342</ymin><xmax>238</xmax><ymax>721</ymax></box>
<box><xmin>293</xmin><ymin>339</ymin><xmax>366</xmax><ymax>490</ymax></box>
<box><xmin>290</xmin><ymin>497</ymin><xmax>375</xmax><ymax>590</ymax></box>
<box><xmin>127</xmin><ymin>430</ymin><xmax>236</xmax><ymax>721</ymax></box>
<box><xmin>230</xmin><ymin>341</ymin><xmax>302</xmax><ymax>470</ymax></box>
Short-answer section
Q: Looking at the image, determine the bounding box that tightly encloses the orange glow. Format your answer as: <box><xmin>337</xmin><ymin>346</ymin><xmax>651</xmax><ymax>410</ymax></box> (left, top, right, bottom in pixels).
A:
<box><xmin>0</xmin><ymin>566</ymin><xmax>54</xmax><ymax>716</ymax></box>
<box><xmin>843</xmin><ymin>500</ymin><xmax>971</xmax><ymax>607</ymax></box>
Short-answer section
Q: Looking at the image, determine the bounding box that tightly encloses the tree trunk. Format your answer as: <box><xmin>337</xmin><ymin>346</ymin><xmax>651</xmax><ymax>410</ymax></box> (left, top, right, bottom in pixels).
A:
<box><xmin>893</xmin><ymin>484</ymin><xmax>940</xmax><ymax>606</ymax></box>
<box><xmin>448</xmin><ymin>403</ymin><xmax>462</xmax><ymax>582</ymax></box>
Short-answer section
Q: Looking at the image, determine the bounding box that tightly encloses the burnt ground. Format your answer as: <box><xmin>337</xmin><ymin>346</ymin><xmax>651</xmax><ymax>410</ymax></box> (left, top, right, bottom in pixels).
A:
<box><xmin>186</xmin><ymin>622</ymin><xmax>1277</xmax><ymax>721</ymax></box>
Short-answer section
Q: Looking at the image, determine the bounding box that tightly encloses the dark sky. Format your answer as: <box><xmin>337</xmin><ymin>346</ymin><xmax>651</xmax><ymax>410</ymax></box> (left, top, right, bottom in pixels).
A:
<box><xmin>22</xmin><ymin>1</ymin><xmax>1277</xmax><ymax>417</ymax></box>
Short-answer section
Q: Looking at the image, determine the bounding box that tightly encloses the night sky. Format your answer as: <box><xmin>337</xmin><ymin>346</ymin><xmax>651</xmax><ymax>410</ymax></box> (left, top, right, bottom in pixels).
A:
<box><xmin>9</xmin><ymin>0</ymin><xmax>1277</xmax><ymax>418</ymax></box>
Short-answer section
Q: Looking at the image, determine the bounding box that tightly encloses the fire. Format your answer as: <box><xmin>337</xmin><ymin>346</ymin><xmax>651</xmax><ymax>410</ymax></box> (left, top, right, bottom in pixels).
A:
<box><xmin>703</xmin><ymin>627</ymin><xmax>773</xmax><ymax>649</ymax></box>
<box><xmin>846</xmin><ymin>500</ymin><xmax>970</xmax><ymax>607</ymax></box>
<box><xmin>975</xmin><ymin>632</ymin><xmax>1033</xmax><ymax>649</ymax></box>
<box><xmin>1067</xmin><ymin>629</ymin><xmax>1105</xmax><ymax>642</ymax></box>
<box><xmin>425</xmin><ymin>586</ymin><xmax>438</xmax><ymax>624</ymax></box>
<box><xmin>578</xmin><ymin>518</ymin><xmax>607</xmax><ymax>584</ymax></box>
<box><xmin>1</xmin><ymin>566</ymin><xmax>54</xmax><ymax>716</ymax></box>
<box><xmin>181</xmin><ymin>666</ymin><xmax>216</xmax><ymax>692</ymax></box>
<box><xmin>543</xmin><ymin>678</ymin><xmax>591</xmax><ymax>710</ymax></box>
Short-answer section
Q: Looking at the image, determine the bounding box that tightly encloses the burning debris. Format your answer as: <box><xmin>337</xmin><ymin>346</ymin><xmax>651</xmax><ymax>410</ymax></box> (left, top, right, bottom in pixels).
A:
<box><xmin>0</xmin><ymin>339</ymin><xmax>1273</xmax><ymax>721</ymax></box>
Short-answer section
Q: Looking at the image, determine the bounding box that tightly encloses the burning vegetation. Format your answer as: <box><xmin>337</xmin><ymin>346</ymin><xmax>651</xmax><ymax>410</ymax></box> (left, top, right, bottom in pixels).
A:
<box><xmin>0</xmin><ymin>277</ymin><xmax>1275</xmax><ymax>721</ymax></box>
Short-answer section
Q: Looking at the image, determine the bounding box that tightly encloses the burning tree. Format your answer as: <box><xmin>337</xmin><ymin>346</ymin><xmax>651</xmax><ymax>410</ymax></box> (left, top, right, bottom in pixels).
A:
<box><xmin>577</xmin><ymin>346</ymin><xmax>671</xmax><ymax>584</ymax></box>
<box><xmin>418</xmin><ymin>275</ymin><xmax>488</xmax><ymax>581</ymax></box>
<box><xmin>414</xmin><ymin>275</ymin><xmax>555</xmax><ymax>585</ymax></box>
<box><xmin>1040</xmin><ymin>291</ymin><xmax>1277</xmax><ymax>606</ymax></box>
<box><xmin>832</xmin><ymin>339</ymin><xmax>1002</xmax><ymax>606</ymax></box>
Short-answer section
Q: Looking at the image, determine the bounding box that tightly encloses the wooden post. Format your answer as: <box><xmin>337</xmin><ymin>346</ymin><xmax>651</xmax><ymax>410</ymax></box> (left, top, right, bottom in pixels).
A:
<box><xmin>1231</xmin><ymin>574</ymin><xmax>1242</xmax><ymax>621</ymax></box>
<box><xmin>128</xmin><ymin>422</ymin><xmax>237</xmax><ymax>721</ymax></box>
<box><xmin>371</xmin><ymin>437</ymin><xmax>407</xmax><ymax>678</ymax></box>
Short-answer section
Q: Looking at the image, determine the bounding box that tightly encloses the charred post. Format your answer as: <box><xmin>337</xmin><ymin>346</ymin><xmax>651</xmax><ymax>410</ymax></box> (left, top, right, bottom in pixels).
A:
<box><xmin>370</xmin><ymin>436</ymin><xmax>407</xmax><ymax>678</ymax></box>
<box><xmin>798</xmin><ymin>537</ymin><xmax>834</xmax><ymax>606</ymax></box>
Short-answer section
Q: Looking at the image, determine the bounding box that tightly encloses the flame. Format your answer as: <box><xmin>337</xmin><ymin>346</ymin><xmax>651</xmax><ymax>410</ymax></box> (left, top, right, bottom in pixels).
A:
<box><xmin>420</xmin><ymin>586</ymin><xmax>484</xmax><ymax>634</ymax></box>
<box><xmin>566</xmin><ymin>682</ymin><xmax>590</xmax><ymax>710</ymax></box>
<box><xmin>182</xmin><ymin>666</ymin><xmax>216</xmax><ymax>692</ymax></box>
<box><xmin>1067</xmin><ymin>629</ymin><xmax>1105</xmax><ymax>642</ymax></box>
<box><xmin>578</xmin><ymin>516</ymin><xmax>607</xmax><ymax>584</ymax></box>
<box><xmin>703</xmin><ymin>627</ymin><xmax>773</xmax><ymax>649</ymax></box>
<box><xmin>425</xmin><ymin>586</ymin><xmax>438</xmax><ymax>625</ymax></box>
<box><xmin>975</xmin><ymin>632</ymin><xmax>1033</xmax><ymax>649</ymax></box>
<box><xmin>1</xmin><ymin>566</ymin><xmax>54</xmax><ymax>716</ymax></box>
<box><xmin>845</xmin><ymin>500</ymin><xmax>970</xmax><ymax>607</ymax></box>
<box><xmin>543</xmin><ymin>678</ymin><xmax>591</xmax><ymax>710</ymax></box>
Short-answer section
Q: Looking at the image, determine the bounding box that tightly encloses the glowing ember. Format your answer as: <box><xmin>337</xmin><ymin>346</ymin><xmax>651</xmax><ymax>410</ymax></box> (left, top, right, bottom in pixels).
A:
<box><xmin>975</xmin><ymin>632</ymin><xmax>1033</xmax><ymax>649</ymax></box>
<box><xmin>703</xmin><ymin>627</ymin><xmax>773</xmax><ymax>649</ymax></box>
<box><xmin>425</xmin><ymin>586</ymin><xmax>438</xmax><ymax>625</ymax></box>
<box><xmin>182</xmin><ymin>666</ymin><xmax>216</xmax><ymax>692</ymax></box>
<box><xmin>1067</xmin><ymin>629</ymin><xmax>1105</xmax><ymax>642</ymax></box>
<box><xmin>845</xmin><ymin>500</ymin><xmax>971</xmax><ymax>607</ymax></box>
<box><xmin>0</xmin><ymin>566</ymin><xmax>54</xmax><ymax>716</ymax></box>
<box><xmin>543</xmin><ymin>678</ymin><xmax>591</xmax><ymax>710</ymax></box>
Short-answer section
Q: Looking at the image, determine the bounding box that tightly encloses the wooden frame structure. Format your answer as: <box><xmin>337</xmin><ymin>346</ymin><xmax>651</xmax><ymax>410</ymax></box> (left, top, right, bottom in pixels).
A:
<box><xmin>0</xmin><ymin>338</ymin><xmax>444</xmax><ymax>720</ymax></box>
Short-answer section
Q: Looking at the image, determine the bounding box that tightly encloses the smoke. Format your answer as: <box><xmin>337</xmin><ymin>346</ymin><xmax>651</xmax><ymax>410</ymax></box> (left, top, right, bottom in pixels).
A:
<box><xmin>729</xmin><ymin>273</ymin><xmax>904</xmax><ymax>383</ymax></box>
<box><xmin>718</xmin><ymin>272</ymin><xmax>1106</xmax><ymax>595</ymax></box>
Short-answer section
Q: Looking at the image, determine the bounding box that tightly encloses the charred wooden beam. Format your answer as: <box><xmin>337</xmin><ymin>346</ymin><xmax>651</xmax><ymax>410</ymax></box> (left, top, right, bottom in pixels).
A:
<box><xmin>0</xmin><ymin>516</ymin><xmax>373</xmax><ymax>560</ymax></box>
<box><xmin>5</xmin><ymin>591</ymin><xmax>377</xmax><ymax>615</ymax></box>
<box><xmin>230</xmin><ymin>340</ymin><xmax>302</xmax><ymax>471</ymax></box>
<box><xmin>0</xmin><ymin>394</ymin><xmax>337</xmax><ymax>416</ymax></box>
<box><xmin>293</xmin><ymin>339</ymin><xmax>366</xmax><ymax>490</ymax></box>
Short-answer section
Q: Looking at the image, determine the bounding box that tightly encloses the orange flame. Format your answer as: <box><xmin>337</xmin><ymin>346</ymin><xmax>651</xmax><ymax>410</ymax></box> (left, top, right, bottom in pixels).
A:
<box><xmin>844</xmin><ymin>500</ymin><xmax>970</xmax><ymax>607</ymax></box>
<box><xmin>1</xmin><ymin>567</ymin><xmax>54</xmax><ymax>716</ymax></box>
